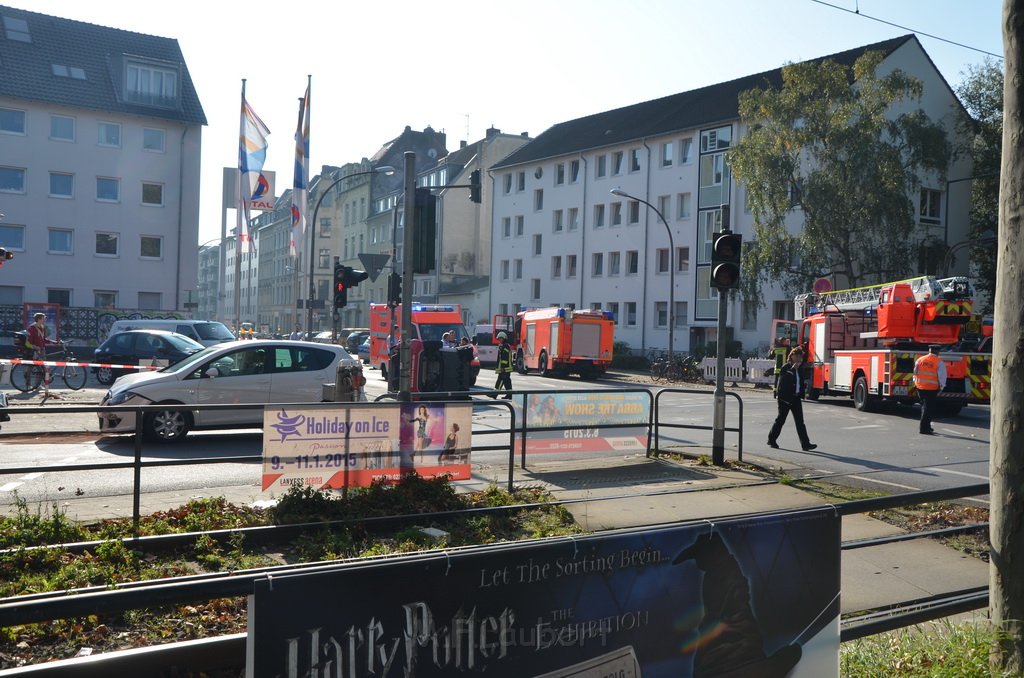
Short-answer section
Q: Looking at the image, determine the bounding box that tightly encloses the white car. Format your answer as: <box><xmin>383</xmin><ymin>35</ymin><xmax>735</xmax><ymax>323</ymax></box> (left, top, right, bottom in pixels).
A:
<box><xmin>98</xmin><ymin>340</ymin><xmax>357</xmax><ymax>443</ymax></box>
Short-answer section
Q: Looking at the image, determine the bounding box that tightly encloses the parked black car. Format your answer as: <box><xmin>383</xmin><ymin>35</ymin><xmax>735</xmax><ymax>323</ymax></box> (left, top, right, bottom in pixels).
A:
<box><xmin>93</xmin><ymin>330</ymin><xmax>204</xmax><ymax>385</ymax></box>
<box><xmin>345</xmin><ymin>330</ymin><xmax>370</xmax><ymax>354</ymax></box>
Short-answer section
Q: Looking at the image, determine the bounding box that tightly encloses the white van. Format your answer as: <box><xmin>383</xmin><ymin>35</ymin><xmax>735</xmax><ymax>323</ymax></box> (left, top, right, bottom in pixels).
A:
<box><xmin>474</xmin><ymin>324</ymin><xmax>498</xmax><ymax>366</ymax></box>
<box><xmin>106</xmin><ymin>319</ymin><xmax>235</xmax><ymax>347</ymax></box>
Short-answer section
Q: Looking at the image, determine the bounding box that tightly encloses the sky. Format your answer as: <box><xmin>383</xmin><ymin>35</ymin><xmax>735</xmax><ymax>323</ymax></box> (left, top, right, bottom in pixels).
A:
<box><xmin>6</xmin><ymin>0</ymin><xmax>1004</xmax><ymax>245</ymax></box>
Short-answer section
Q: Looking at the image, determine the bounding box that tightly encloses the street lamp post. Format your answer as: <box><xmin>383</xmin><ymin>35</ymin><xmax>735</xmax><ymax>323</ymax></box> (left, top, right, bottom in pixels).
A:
<box><xmin>611</xmin><ymin>188</ymin><xmax>674</xmax><ymax>363</ymax></box>
<box><xmin>305</xmin><ymin>166</ymin><xmax>395</xmax><ymax>337</ymax></box>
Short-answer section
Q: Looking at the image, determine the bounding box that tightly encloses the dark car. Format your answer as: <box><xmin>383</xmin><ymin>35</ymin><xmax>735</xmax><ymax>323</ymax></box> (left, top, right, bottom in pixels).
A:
<box><xmin>358</xmin><ymin>337</ymin><xmax>371</xmax><ymax>363</ymax></box>
<box><xmin>345</xmin><ymin>330</ymin><xmax>370</xmax><ymax>354</ymax></box>
<box><xmin>93</xmin><ymin>329</ymin><xmax>205</xmax><ymax>385</ymax></box>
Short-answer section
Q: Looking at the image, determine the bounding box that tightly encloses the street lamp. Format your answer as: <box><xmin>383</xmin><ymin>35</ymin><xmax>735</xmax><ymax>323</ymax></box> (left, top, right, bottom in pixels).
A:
<box><xmin>611</xmin><ymin>188</ymin><xmax>675</xmax><ymax>364</ymax></box>
<box><xmin>305</xmin><ymin>165</ymin><xmax>395</xmax><ymax>336</ymax></box>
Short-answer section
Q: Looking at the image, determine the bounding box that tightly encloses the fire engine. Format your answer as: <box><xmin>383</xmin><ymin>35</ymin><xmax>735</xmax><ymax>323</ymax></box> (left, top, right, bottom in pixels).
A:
<box><xmin>770</xmin><ymin>276</ymin><xmax>992</xmax><ymax>416</ymax></box>
<box><xmin>493</xmin><ymin>307</ymin><xmax>615</xmax><ymax>379</ymax></box>
<box><xmin>369</xmin><ymin>303</ymin><xmax>480</xmax><ymax>385</ymax></box>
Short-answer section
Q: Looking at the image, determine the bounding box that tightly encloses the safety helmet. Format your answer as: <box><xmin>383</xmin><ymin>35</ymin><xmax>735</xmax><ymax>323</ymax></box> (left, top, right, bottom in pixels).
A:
<box><xmin>497</xmin><ymin>331</ymin><xmax>508</xmax><ymax>339</ymax></box>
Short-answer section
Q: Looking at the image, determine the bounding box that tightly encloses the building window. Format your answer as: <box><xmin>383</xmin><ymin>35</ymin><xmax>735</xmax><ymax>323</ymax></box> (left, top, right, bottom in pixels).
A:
<box><xmin>0</xmin><ymin>108</ymin><xmax>25</xmax><ymax>134</ymax></box>
<box><xmin>656</xmin><ymin>302</ymin><xmax>669</xmax><ymax>328</ymax></box>
<box><xmin>612</xmin><ymin>151</ymin><xmax>624</xmax><ymax>175</ymax></box>
<box><xmin>531</xmin><ymin>279</ymin><xmax>541</xmax><ymax>301</ymax></box>
<box><xmin>499</xmin><ymin>303</ymin><xmax>508</xmax><ymax>315</ymax></box>
<box><xmin>609</xmin><ymin>251</ymin><xmax>621</xmax><ymax>276</ymax></box>
<box><xmin>95</xmin><ymin>291</ymin><xmax>117</xmax><ymax>308</ymax></box>
<box><xmin>594</xmin><ymin>204</ymin><xmax>605</xmax><ymax>228</ymax></box>
<box><xmin>514</xmin><ymin>259</ymin><xmax>523</xmax><ymax>280</ymax></box>
<box><xmin>503</xmin><ymin>174</ymin><xmax>512</xmax><ymax>194</ymax></box>
<box><xmin>626</xmin><ymin>250</ymin><xmax>638</xmax><ymax>275</ymax></box>
<box><xmin>570</xmin><ymin>160</ymin><xmax>580</xmax><ymax>183</ymax></box>
<box><xmin>48</xmin><ymin>229</ymin><xmax>73</xmax><ymax>254</ymax></box>
<box><xmin>98</xmin><ymin>122</ymin><xmax>121</xmax><ymax>147</ymax></box>
<box><xmin>126</xmin><ymin>63</ymin><xmax>177</xmax><ymax>107</ymax></box>
<box><xmin>555</xmin><ymin>163</ymin><xmax>565</xmax><ymax>185</ymax></box>
<box><xmin>49</xmin><ymin>172</ymin><xmax>74</xmax><ymax>198</ymax></box>
<box><xmin>96</xmin><ymin>177</ymin><xmax>120</xmax><ymax>202</ymax></box>
<box><xmin>142</xmin><ymin>182</ymin><xmax>164</xmax><ymax>206</ymax></box>
<box><xmin>501</xmin><ymin>260</ymin><xmax>509</xmax><ymax>281</ymax></box>
<box><xmin>141</xmin><ymin>235</ymin><xmax>162</xmax><ymax>259</ymax></box>
<box><xmin>568</xmin><ymin>207</ymin><xmax>579</xmax><ymax>231</ymax></box>
<box><xmin>95</xmin><ymin>233</ymin><xmax>119</xmax><ymax>256</ymax></box>
<box><xmin>610</xmin><ymin>202</ymin><xmax>622</xmax><ymax>226</ymax></box>
<box><xmin>0</xmin><ymin>167</ymin><xmax>25</xmax><ymax>193</ymax></box>
<box><xmin>680</xmin><ymin>137</ymin><xmax>693</xmax><ymax>164</ymax></box>
<box><xmin>515</xmin><ymin>216</ymin><xmax>524</xmax><ymax>236</ymax></box>
<box><xmin>920</xmin><ymin>188</ymin><xmax>942</xmax><ymax>225</ymax></box>
<box><xmin>677</xmin><ymin>246</ymin><xmax>690</xmax><ymax>272</ymax></box>
<box><xmin>607</xmin><ymin>302</ymin><xmax>619</xmax><ymax>325</ymax></box>
<box><xmin>516</xmin><ymin>171</ymin><xmax>525</xmax><ymax>192</ymax></box>
<box><xmin>625</xmin><ymin>302</ymin><xmax>637</xmax><ymax>327</ymax></box>
<box><xmin>48</xmin><ymin>289</ymin><xmax>71</xmax><ymax>306</ymax></box>
<box><xmin>534</xmin><ymin>189</ymin><xmax>543</xmax><ymax>211</ymax></box>
<box><xmin>657</xmin><ymin>195</ymin><xmax>670</xmax><ymax>219</ymax></box>
<box><xmin>661</xmin><ymin>142</ymin><xmax>673</xmax><ymax>167</ymax></box>
<box><xmin>0</xmin><ymin>224</ymin><xmax>25</xmax><ymax>250</ymax></box>
<box><xmin>595</xmin><ymin>155</ymin><xmax>607</xmax><ymax>178</ymax></box>
<box><xmin>628</xmin><ymin>200</ymin><xmax>640</xmax><ymax>224</ymax></box>
<box><xmin>629</xmin><ymin>148</ymin><xmax>641</xmax><ymax>172</ymax></box>
<box><xmin>553</xmin><ymin>210</ymin><xmax>564</xmax><ymax>232</ymax></box>
<box><xmin>319</xmin><ymin>217</ymin><xmax>331</xmax><ymax>237</ymax></box>
<box><xmin>592</xmin><ymin>252</ymin><xmax>603</xmax><ymax>276</ymax></box>
<box><xmin>138</xmin><ymin>292</ymin><xmax>161</xmax><ymax>310</ymax></box>
<box><xmin>742</xmin><ymin>300</ymin><xmax>758</xmax><ymax>330</ymax></box>
<box><xmin>656</xmin><ymin>248</ymin><xmax>670</xmax><ymax>274</ymax></box>
<box><xmin>551</xmin><ymin>256</ymin><xmax>562</xmax><ymax>278</ymax></box>
<box><xmin>143</xmin><ymin>128</ymin><xmax>166</xmax><ymax>152</ymax></box>
<box><xmin>567</xmin><ymin>254</ymin><xmax>577</xmax><ymax>278</ymax></box>
<box><xmin>318</xmin><ymin>248</ymin><xmax>330</xmax><ymax>268</ymax></box>
<box><xmin>50</xmin><ymin>115</ymin><xmax>74</xmax><ymax>141</ymax></box>
<box><xmin>533</xmin><ymin>233</ymin><xmax>543</xmax><ymax>255</ymax></box>
<box><xmin>678</xmin><ymin>192</ymin><xmax>692</xmax><ymax>219</ymax></box>
<box><xmin>675</xmin><ymin>301</ymin><xmax>689</xmax><ymax>327</ymax></box>
<box><xmin>502</xmin><ymin>217</ymin><xmax>511</xmax><ymax>238</ymax></box>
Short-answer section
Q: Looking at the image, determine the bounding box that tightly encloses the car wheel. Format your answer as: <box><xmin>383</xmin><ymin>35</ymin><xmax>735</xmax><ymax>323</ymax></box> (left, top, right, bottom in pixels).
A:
<box><xmin>516</xmin><ymin>350</ymin><xmax>528</xmax><ymax>374</ymax></box>
<box><xmin>853</xmin><ymin>375</ymin><xmax>873</xmax><ymax>412</ymax></box>
<box><xmin>96</xmin><ymin>366</ymin><xmax>116</xmax><ymax>385</ymax></box>
<box><xmin>144</xmin><ymin>405</ymin><xmax>192</xmax><ymax>443</ymax></box>
<box><xmin>539</xmin><ymin>351</ymin><xmax>548</xmax><ymax>376</ymax></box>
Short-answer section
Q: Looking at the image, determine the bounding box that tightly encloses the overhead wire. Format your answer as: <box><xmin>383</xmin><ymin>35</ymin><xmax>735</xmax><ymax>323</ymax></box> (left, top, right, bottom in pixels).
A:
<box><xmin>810</xmin><ymin>0</ymin><xmax>1003</xmax><ymax>60</ymax></box>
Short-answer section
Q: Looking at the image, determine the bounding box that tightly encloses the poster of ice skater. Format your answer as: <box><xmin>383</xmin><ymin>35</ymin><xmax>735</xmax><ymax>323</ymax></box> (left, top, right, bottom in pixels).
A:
<box><xmin>519</xmin><ymin>391</ymin><xmax>650</xmax><ymax>454</ymax></box>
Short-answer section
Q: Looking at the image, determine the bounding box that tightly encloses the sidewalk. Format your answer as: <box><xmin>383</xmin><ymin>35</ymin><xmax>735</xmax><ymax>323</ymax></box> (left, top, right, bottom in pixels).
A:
<box><xmin>0</xmin><ymin>390</ymin><xmax>989</xmax><ymax>618</ymax></box>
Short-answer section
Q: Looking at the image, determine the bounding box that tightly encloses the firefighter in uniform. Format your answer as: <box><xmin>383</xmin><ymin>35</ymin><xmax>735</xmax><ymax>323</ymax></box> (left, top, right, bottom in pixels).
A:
<box><xmin>494</xmin><ymin>331</ymin><xmax>513</xmax><ymax>399</ymax></box>
<box><xmin>913</xmin><ymin>344</ymin><xmax>946</xmax><ymax>435</ymax></box>
<box><xmin>768</xmin><ymin>347</ymin><xmax>817</xmax><ymax>452</ymax></box>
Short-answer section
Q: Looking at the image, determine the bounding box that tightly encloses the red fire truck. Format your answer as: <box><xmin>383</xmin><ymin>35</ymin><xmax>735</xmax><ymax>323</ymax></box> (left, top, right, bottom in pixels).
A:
<box><xmin>493</xmin><ymin>307</ymin><xmax>615</xmax><ymax>379</ymax></box>
<box><xmin>369</xmin><ymin>303</ymin><xmax>480</xmax><ymax>385</ymax></box>
<box><xmin>770</xmin><ymin>276</ymin><xmax>992</xmax><ymax>416</ymax></box>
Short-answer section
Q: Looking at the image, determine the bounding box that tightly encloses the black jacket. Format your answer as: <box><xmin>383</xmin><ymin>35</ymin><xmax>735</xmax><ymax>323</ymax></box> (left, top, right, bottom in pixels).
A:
<box><xmin>774</xmin><ymin>363</ymin><xmax>806</xmax><ymax>403</ymax></box>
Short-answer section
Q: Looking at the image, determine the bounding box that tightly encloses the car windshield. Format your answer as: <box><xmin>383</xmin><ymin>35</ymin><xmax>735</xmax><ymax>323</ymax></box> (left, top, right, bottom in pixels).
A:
<box><xmin>418</xmin><ymin>323</ymin><xmax>469</xmax><ymax>343</ymax></box>
<box><xmin>194</xmin><ymin>322</ymin><xmax>235</xmax><ymax>341</ymax></box>
<box><xmin>160</xmin><ymin>344</ymin><xmax>223</xmax><ymax>373</ymax></box>
<box><xmin>164</xmin><ymin>333</ymin><xmax>205</xmax><ymax>352</ymax></box>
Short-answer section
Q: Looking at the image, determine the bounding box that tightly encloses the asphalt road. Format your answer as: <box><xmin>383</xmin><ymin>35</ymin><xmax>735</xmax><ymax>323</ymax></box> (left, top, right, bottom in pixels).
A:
<box><xmin>0</xmin><ymin>367</ymin><xmax>991</xmax><ymax>510</ymax></box>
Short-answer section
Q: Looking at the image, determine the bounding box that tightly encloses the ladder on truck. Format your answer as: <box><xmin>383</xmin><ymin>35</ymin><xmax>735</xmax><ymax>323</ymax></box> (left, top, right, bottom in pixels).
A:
<box><xmin>795</xmin><ymin>276</ymin><xmax>972</xmax><ymax>319</ymax></box>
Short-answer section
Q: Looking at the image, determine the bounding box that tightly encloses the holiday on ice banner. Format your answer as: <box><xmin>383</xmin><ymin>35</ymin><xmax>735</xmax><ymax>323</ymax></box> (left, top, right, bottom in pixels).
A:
<box><xmin>517</xmin><ymin>391</ymin><xmax>650</xmax><ymax>454</ymax></box>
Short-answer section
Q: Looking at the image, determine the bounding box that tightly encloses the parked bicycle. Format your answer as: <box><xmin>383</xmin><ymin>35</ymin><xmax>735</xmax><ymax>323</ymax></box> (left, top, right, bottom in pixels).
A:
<box><xmin>10</xmin><ymin>341</ymin><xmax>87</xmax><ymax>392</ymax></box>
<box><xmin>649</xmin><ymin>354</ymin><xmax>704</xmax><ymax>384</ymax></box>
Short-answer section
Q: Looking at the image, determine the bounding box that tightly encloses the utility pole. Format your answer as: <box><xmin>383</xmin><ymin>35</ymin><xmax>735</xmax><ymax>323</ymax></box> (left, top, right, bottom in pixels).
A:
<box><xmin>399</xmin><ymin>152</ymin><xmax>416</xmax><ymax>401</ymax></box>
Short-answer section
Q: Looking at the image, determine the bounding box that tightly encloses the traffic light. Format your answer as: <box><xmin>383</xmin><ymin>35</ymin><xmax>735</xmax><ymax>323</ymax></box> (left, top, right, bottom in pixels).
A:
<box><xmin>0</xmin><ymin>247</ymin><xmax>13</xmax><ymax>267</ymax></box>
<box><xmin>711</xmin><ymin>231</ymin><xmax>742</xmax><ymax>290</ymax></box>
<box><xmin>333</xmin><ymin>264</ymin><xmax>348</xmax><ymax>309</ymax></box>
<box><xmin>469</xmin><ymin>169</ymin><xmax>482</xmax><ymax>204</ymax></box>
<box><xmin>413</xmin><ymin>188</ymin><xmax>437</xmax><ymax>274</ymax></box>
<box><xmin>387</xmin><ymin>272</ymin><xmax>402</xmax><ymax>307</ymax></box>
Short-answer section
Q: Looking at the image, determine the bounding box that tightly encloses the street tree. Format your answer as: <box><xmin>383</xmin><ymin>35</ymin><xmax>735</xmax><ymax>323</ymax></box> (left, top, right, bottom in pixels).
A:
<box><xmin>728</xmin><ymin>51</ymin><xmax>951</xmax><ymax>305</ymax></box>
<box><xmin>955</xmin><ymin>59</ymin><xmax>1002</xmax><ymax>314</ymax></box>
<box><xmin>991</xmin><ymin>1</ymin><xmax>1023</xmax><ymax>671</ymax></box>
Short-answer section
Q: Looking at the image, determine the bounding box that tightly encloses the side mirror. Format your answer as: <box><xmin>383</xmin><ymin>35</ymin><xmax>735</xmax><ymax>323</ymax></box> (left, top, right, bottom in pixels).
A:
<box><xmin>204</xmin><ymin>367</ymin><xmax>220</xmax><ymax>378</ymax></box>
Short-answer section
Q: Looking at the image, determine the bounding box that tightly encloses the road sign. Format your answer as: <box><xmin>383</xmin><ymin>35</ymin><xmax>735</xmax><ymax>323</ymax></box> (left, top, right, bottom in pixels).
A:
<box><xmin>357</xmin><ymin>253</ymin><xmax>391</xmax><ymax>282</ymax></box>
<box><xmin>812</xmin><ymin>277</ymin><xmax>832</xmax><ymax>294</ymax></box>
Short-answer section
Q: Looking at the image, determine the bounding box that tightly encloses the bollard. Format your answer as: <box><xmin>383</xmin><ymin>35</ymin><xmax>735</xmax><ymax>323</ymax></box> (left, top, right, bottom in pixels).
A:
<box><xmin>330</xmin><ymin>362</ymin><xmax>366</xmax><ymax>402</ymax></box>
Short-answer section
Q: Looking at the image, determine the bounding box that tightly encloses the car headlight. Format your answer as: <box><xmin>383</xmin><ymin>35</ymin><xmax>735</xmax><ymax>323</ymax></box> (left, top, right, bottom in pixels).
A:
<box><xmin>106</xmin><ymin>390</ymin><xmax>145</xmax><ymax>406</ymax></box>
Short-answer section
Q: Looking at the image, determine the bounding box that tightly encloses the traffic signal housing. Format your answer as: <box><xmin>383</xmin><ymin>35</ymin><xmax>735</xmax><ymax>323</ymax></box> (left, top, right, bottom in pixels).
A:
<box><xmin>469</xmin><ymin>169</ymin><xmax>482</xmax><ymax>204</ymax></box>
<box><xmin>711</xmin><ymin>231</ymin><xmax>742</xmax><ymax>290</ymax></box>
<box><xmin>387</xmin><ymin>272</ymin><xmax>402</xmax><ymax>307</ymax></box>
<box><xmin>333</xmin><ymin>264</ymin><xmax>348</xmax><ymax>309</ymax></box>
<box><xmin>413</xmin><ymin>188</ymin><xmax>437</xmax><ymax>274</ymax></box>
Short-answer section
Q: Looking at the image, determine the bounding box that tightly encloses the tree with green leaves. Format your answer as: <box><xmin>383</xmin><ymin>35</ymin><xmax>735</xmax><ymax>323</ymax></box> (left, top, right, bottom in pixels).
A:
<box><xmin>728</xmin><ymin>51</ymin><xmax>952</xmax><ymax>305</ymax></box>
<box><xmin>955</xmin><ymin>59</ymin><xmax>1001</xmax><ymax>315</ymax></box>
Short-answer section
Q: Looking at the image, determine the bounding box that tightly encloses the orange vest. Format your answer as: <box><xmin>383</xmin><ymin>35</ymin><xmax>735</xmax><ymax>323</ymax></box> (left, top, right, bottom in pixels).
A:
<box><xmin>913</xmin><ymin>353</ymin><xmax>941</xmax><ymax>391</ymax></box>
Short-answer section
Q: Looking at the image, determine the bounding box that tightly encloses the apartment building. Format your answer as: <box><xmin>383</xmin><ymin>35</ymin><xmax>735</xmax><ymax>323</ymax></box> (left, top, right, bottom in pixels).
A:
<box><xmin>489</xmin><ymin>35</ymin><xmax>971</xmax><ymax>355</ymax></box>
<box><xmin>0</xmin><ymin>6</ymin><xmax>205</xmax><ymax>312</ymax></box>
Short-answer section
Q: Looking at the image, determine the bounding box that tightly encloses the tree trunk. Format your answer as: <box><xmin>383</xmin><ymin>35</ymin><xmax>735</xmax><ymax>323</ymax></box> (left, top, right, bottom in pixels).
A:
<box><xmin>991</xmin><ymin>0</ymin><xmax>1024</xmax><ymax>671</ymax></box>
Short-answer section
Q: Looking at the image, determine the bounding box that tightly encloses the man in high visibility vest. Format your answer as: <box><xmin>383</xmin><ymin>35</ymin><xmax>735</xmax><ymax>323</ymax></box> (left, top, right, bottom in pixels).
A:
<box><xmin>493</xmin><ymin>332</ymin><xmax>513</xmax><ymax>399</ymax></box>
<box><xmin>913</xmin><ymin>344</ymin><xmax>947</xmax><ymax>435</ymax></box>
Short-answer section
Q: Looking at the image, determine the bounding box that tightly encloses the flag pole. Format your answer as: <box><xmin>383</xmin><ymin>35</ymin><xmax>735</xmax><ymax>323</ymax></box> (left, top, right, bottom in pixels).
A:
<box><xmin>235</xmin><ymin>79</ymin><xmax>245</xmax><ymax>334</ymax></box>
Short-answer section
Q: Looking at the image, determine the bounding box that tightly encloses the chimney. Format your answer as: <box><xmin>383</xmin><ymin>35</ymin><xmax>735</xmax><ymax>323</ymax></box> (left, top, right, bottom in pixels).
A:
<box><xmin>485</xmin><ymin>126</ymin><xmax>501</xmax><ymax>138</ymax></box>
<box><xmin>460</xmin><ymin>140</ymin><xmax>467</xmax><ymax>148</ymax></box>
<box><xmin>521</xmin><ymin>132</ymin><xmax>529</xmax><ymax>138</ymax></box>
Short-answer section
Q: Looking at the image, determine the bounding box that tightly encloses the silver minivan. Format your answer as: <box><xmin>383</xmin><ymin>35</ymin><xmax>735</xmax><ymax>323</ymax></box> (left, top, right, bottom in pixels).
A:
<box><xmin>106</xmin><ymin>319</ymin><xmax>235</xmax><ymax>347</ymax></box>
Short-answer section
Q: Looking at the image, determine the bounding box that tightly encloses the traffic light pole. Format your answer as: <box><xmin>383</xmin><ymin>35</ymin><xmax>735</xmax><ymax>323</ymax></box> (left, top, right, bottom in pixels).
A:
<box><xmin>712</xmin><ymin>288</ymin><xmax>727</xmax><ymax>465</ymax></box>
<box><xmin>399</xmin><ymin>151</ymin><xmax>416</xmax><ymax>401</ymax></box>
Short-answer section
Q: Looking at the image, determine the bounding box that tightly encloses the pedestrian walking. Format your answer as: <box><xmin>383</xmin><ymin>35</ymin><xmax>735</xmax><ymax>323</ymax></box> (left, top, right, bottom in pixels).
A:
<box><xmin>494</xmin><ymin>331</ymin><xmax>513</xmax><ymax>399</ymax></box>
<box><xmin>913</xmin><ymin>344</ymin><xmax>946</xmax><ymax>435</ymax></box>
<box><xmin>767</xmin><ymin>347</ymin><xmax>817</xmax><ymax>451</ymax></box>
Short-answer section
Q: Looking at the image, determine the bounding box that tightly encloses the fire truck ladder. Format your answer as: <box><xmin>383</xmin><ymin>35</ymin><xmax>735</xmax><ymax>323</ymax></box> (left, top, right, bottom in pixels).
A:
<box><xmin>796</xmin><ymin>276</ymin><xmax>972</xmax><ymax>319</ymax></box>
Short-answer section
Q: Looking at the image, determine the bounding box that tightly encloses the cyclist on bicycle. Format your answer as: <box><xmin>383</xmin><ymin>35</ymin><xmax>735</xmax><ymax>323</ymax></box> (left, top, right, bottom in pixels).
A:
<box><xmin>26</xmin><ymin>313</ymin><xmax>59</xmax><ymax>392</ymax></box>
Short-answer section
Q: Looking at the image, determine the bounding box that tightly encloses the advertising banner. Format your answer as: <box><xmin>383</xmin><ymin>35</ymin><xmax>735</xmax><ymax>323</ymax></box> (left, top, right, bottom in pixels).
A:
<box><xmin>261</xmin><ymin>403</ymin><xmax>472</xmax><ymax>491</ymax></box>
<box><xmin>520</xmin><ymin>391</ymin><xmax>649</xmax><ymax>454</ymax></box>
<box><xmin>248</xmin><ymin>507</ymin><xmax>840</xmax><ymax>678</ymax></box>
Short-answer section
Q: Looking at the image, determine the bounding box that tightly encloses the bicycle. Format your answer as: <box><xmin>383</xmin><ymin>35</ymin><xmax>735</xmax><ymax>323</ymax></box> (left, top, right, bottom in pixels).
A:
<box><xmin>10</xmin><ymin>341</ymin><xmax>87</xmax><ymax>392</ymax></box>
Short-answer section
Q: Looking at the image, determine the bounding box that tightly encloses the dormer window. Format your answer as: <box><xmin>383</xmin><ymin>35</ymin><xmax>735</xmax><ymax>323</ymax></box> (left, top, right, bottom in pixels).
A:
<box><xmin>124</xmin><ymin>59</ymin><xmax>178</xmax><ymax>108</ymax></box>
